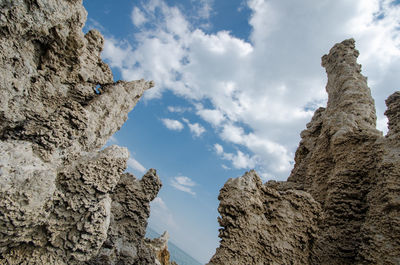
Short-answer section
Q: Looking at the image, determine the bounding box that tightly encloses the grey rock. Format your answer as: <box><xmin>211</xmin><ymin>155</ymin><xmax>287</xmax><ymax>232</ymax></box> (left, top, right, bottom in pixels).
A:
<box><xmin>0</xmin><ymin>0</ymin><xmax>162</xmax><ymax>264</ymax></box>
<box><xmin>209</xmin><ymin>39</ymin><xmax>400</xmax><ymax>264</ymax></box>
<box><xmin>208</xmin><ymin>170</ymin><xmax>320</xmax><ymax>265</ymax></box>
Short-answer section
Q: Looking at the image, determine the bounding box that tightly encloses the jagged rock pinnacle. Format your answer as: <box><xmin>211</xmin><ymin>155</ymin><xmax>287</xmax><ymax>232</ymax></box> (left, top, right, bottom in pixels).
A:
<box><xmin>0</xmin><ymin>1</ymin><xmax>163</xmax><ymax>264</ymax></box>
<box><xmin>209</xmin><ymin>39</ymin><xmax>400</xmax><ymax>265</ymax></box>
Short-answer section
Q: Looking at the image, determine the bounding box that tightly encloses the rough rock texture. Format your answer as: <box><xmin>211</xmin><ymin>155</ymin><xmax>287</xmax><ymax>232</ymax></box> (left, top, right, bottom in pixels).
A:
<box><xmin>209</xmin><ymin>171</ymin><xmax>321</xmax><ymax>265</ymax></box>
<box><xmin>288</xmin><ymin>38</ymin><xmax>382</xmax><ymax>264</ymax></box>
<box><xmin>145</xmin><ymin>231</ymin><xmax>176</xmax><ymax>265</ymax></box>
<box><xmin>357</xmin><ymin>91</ymin><xmax>400</xmax><ymax>264</ymax></box>
<box><xmin>209</xmin><ymin>39</ymin><xmax>400</xmax><ymax>265</ymax></box>
<box><xmin>0</xmin><ymin>0</ymin><xmax>166</xmax><ymax>264</ymax></box>
<box><xmin>87</xmin><ymin>170</ymin><xmax>162</xmax><ymax>265</ymax></box>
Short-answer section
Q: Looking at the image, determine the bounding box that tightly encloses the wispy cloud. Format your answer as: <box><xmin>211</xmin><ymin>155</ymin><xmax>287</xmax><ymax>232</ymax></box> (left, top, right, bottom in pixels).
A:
<box><xmin>127</xmin><ymin>156</ymin><xmax>146</xmax><ymax>174</ymax></box>
<box><xmin>221</xmin><ymin>164</ymin><xmax>230</xmax><ymax>170</ymax></box>
<box><xmin>85</xmin><ymin>18</ymin><xmax>107</xmax><ymax>32</ymax></box>
<box><xmin>183</xmin><ymin>118</ymin><xmax>206</xmax><ymax>137</ymax></box>
<box><xmin>167</xmin><ymin>106</ymin><xmax>192</xmax><ymax>113</ymax></box>
<box><xmin>107</xmin><ymin>135</ymin><xmax>118</xmax><ymax>144</ymax></box>
<box><xmin>149</xmin><ymin>197</ymin><xmax>177</xmax><ymax>229</ymax></box>
<box><xmin>161</xmin><ymin>118</ymin><xmax>184</xmax><ymax>131</ymax></box>
<box><xmin>197</xmin><ymin>0</ymin><xmax>213</xmax><ymax>19</ymax></box>
<box><xmin>170</xmin><ymin>176</ymin><xmax>196</xmax><ymax>195</ymax></box>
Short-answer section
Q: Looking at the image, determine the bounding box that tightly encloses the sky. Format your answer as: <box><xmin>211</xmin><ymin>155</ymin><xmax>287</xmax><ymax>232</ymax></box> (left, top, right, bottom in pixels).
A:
<box><xmin>82</xmin><ymin>0</ymin><xmax>400</xmax><ymax>263</ymax></box>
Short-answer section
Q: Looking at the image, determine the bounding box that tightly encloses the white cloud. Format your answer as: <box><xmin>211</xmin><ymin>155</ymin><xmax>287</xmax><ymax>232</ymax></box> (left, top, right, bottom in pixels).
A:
<box><xmin>152</xmin><ymin>197</ymin><xmax>167</xmax><ymax>210</ymax></box>
<box><xmin>104</xmin><ymin>135</ymin><xmax>119</xmax><ymax>147</ymax></box>
<box><xmin>132</xmin><ymin>7</ymin><xmax>148</xmax><ymax>26</ymax></box>
<box><xmin>170</xmin><ymin>176</ymin><xmax>196</xmax><ymax>195</ymax></box>
<box><xmin>161</xmin><ymin>118</ymin><xmax>184</xmax><ymax>131</ymax></box>
<box><xmin>102</xmin><ymin>0</ymin><xmax>400</xmax><ymax>180</ymax></box>
<box><xmin>214</xmin><ymin>143</ymin><xmax>223</xmax><ymax>155</ymax></box>
<box><xmin>229</xmin><ymin>150</ymin><xmax>257</xmax><ymax>169</ymax></box>
<box><xmin>103</xmin><ymin>38</ymin><xmax>134</xmax><ymax>70</ymax></box>
<box><xmin>196</xmin><ymin>107</ymin><xmax>225</xmax><ymax>126</ymax></box>
<box><xmin>85</xmin><ymin>18</ymin><xmax>107</xmax><ymax>32</ymax></box>
<box><xmin>188</xmin><ymin>123</ymin><xmax>206</xmax><ymax>137</ymax></box>
<box><xmin>213</xmin><ymin>143</ymin><xmax>257</xmax><ymax>170</ymax></box>
<box><xmin>167</xmin><ymin>106</ymin><xmax>191</xmax><ymax>113</ymax></box>
<box><xmin>196</xmin><ymin>0</ymin><xmax>213</xmax><ymax>19</ymax></box>
<box><xmin>127</xmin><ymin>157</ymin><xmax>146</xmax><ymax>174</ymax></box>
<box><xmin>149</xmin><ymin>197</ymin><xmax>177</xmax><ymax>229</ymax></box>
<box><xmin>221</xmin><ymin>164</ymin><xmax>230</xmax><ymax>170</ymax></box>
<box><xmin>109</xmin><ymin>135</ymin><xmax>118</xmax><ymax>144</ymax></box>
<box><xmin>183</xmin><ymin>118</ymin><xmax>206</xmax><ymax>137</ymax></box>
<box><xmin>377</xmin><ymin>116</ymin><xmax>389</xmax><ymax>135</ymax></box>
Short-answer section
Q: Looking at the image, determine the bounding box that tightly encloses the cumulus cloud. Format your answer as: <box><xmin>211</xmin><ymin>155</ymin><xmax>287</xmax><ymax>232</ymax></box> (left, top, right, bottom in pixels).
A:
<box><xmin>213</xmin><ymin>143</ymin><xmax>257</xmax><ymax>170</ymax></box>
<box><xmin>183</xmin><ymin>118</ymin><xmax>206</xmax><ymax>137</ymax></box>
<box><xmin>196</xmin><ymin>106</ymin><xmax>225</xmax><ymax>126</ymax></box>
<box><xmin>161</xmin><ymin>118</ymin><xmax>184</xmax><ymax>131</ymax></box>
<box><xmin>102</xmin><ymin>0</ymin><xmax>400</xmax><ymax>179</ymax></box>
<box><xmin>131</xmin><ymin>7</ymin><xmax>148</xmax><ymax>26</ymax></box>
<box><xmin>170</xmin><ymin>176</ymin><xmax>196</xmax><ymax>195</ymax></box>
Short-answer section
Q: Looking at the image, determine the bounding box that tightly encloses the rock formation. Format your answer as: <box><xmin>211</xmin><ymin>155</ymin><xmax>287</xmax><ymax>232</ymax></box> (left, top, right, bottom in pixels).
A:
<box><xmin>145</xmin><ymin>231</ymin><xmax>178</xmax><ymax>265</ymax></box>
<box><xmin>208</xmin><ymin>170</ymin><xmax>321</xmax><ymax>265</ymax></box>
<box><xmin>208</xmin><ymin>39</ymin><xmax>400</xmax><ymax>264</ymax></box>
<box><xmin>0</xmin><ymin>0</ymin><xmax>168</xmax><ymax>264</ymax></box>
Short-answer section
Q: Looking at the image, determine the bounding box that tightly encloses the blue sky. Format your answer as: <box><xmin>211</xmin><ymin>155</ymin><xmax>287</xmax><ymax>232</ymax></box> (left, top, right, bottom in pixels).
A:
<box><xmin>83</xmin><ymin>0</ymin><xmax>400</xmax><ymax>263</ymax></box>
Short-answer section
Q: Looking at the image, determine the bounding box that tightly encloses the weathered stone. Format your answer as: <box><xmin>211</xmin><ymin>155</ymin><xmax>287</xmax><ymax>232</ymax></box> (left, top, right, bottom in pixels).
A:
<box><xmin>146</xmin><ymin>231</ymin><xmax>173</xmax><ymax>265</ymax></box>
<box><xmin>0</xmin><ymin>0</ymin><xmax>164</xmax><ymax>264</ymax></box>
<box><xmin>288</xmin><ymin>38</ymin><xmax>383</xmax><ymax>264</ymax></box>
<box><xmin>208</xmin><ymin>171</ymin><xmax>321</xmax><ymax>265</ymax></box>
<box><xmin>209</xmin><ymin>39</ymin><xmax>400</xmax><ymax>265</ymax></box>
<box><xmin>87</xmin><ymin>170</ymin><xmax>163</xmax><ymax>265</ymax></box>
<box><xmin>357</xmin><ymin>92</ymin><xmax>400</xmax><ymax>264</ymax></box>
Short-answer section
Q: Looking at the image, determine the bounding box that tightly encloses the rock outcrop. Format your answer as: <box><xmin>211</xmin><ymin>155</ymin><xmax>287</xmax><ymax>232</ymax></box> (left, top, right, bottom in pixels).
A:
<box><xmin>145</xmin><ymin>231</ymin><xmax>177</xmax><ymax>265</ymax></box>
<box><xmin>0</xmin><ymin>0</ymin><xmax>167</xmax><ymax>264</ymax></box>
<box><xmin>209</xmin><ymin>39</ymin><xmax>400</xmax><ymax>265</ymax></box>
<box><xmin>208</xmin><ymin>171</ymin><xmax>321</xmax><ymax>265</ymax></box>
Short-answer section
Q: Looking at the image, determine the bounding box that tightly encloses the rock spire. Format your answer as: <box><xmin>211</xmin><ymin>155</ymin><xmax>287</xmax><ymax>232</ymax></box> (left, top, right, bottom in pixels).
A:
<box><xmin>208</xmin><ymin>39</ymin><xmax>400</xmax><ymax>265</ymax></box>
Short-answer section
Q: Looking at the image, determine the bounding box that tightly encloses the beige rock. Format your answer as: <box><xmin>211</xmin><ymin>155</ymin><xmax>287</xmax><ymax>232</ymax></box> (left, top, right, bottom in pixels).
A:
<box><xmin>146</xmin><ymin>231</ymin><xmax>173</xmax><ymax>265</ymax></box>
<box><xmin>208</xmin><ymin>170</ymin><xmax>321</xmax><ymax>265</ymax></box>
<box><xmin>288</xmin><ymin>38</ymin><xmax>383</xmax><ymax>264</ymax></box>
<box><xmin>357</xmin><ymin>91</ymin><xmax>400</xmax><ymax>264</ymax></box>
<box><xmin>87</xmin><ymin>170</ymin><xmax>163</xmax><ymax>265</ymax></box>
<box><xmin>209</xmin><ymin>39</ymin><xmax>400</xmax><ymax>264</ymax></box>
<box><xmin>0</xmin><ymin>0</ymin><xmax>161</xmax><ymax>264</ymax></box>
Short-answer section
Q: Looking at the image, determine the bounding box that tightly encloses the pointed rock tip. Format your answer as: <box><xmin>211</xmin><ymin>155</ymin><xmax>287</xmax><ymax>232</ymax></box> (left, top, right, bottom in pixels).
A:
<box><xmin>160</xmin><ymin>231</ymin><xmax>169</xmax><ymax>240</ymax></box>
<box><xmin>225</xmin><ymin>169</ymin><xmax>262</xmax><ymax>190</ymax></box>
<box><xmin>321</xmin><ymin>38</ymin><xmax>358</xmax><ymax>70</ymax></box>
<box><xmin>385</xmin><ymin>91</ymin><xmax>400</xmax><ymax>137</ymax></box>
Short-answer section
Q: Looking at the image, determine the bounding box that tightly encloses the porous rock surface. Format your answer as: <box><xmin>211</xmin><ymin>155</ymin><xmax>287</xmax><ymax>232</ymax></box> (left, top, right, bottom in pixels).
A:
<box><xmin>145</xmin><ymin>231</ymin><xmax>178</xmax><ymax>265</ymax></box>
<box><xmin>0</xmin><ymin>0</ymin><xmax>164</xmax><ymax>264</ymax></box>
<box><xmin>209</xmin><ymin>170</ymin><xmax>321</xmax><ymax>265</ymax></box>
<box><xmin>208</xmin><ymin>39</ymin><xmax>400</xmax><ymax>265</ymax></box>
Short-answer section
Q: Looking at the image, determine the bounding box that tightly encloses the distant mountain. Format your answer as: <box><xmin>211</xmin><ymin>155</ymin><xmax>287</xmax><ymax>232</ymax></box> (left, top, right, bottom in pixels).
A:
<box><xmin>146</xmin><ymin>227</ymin><xmax>203</xmax><ymax>265</ymax></box>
